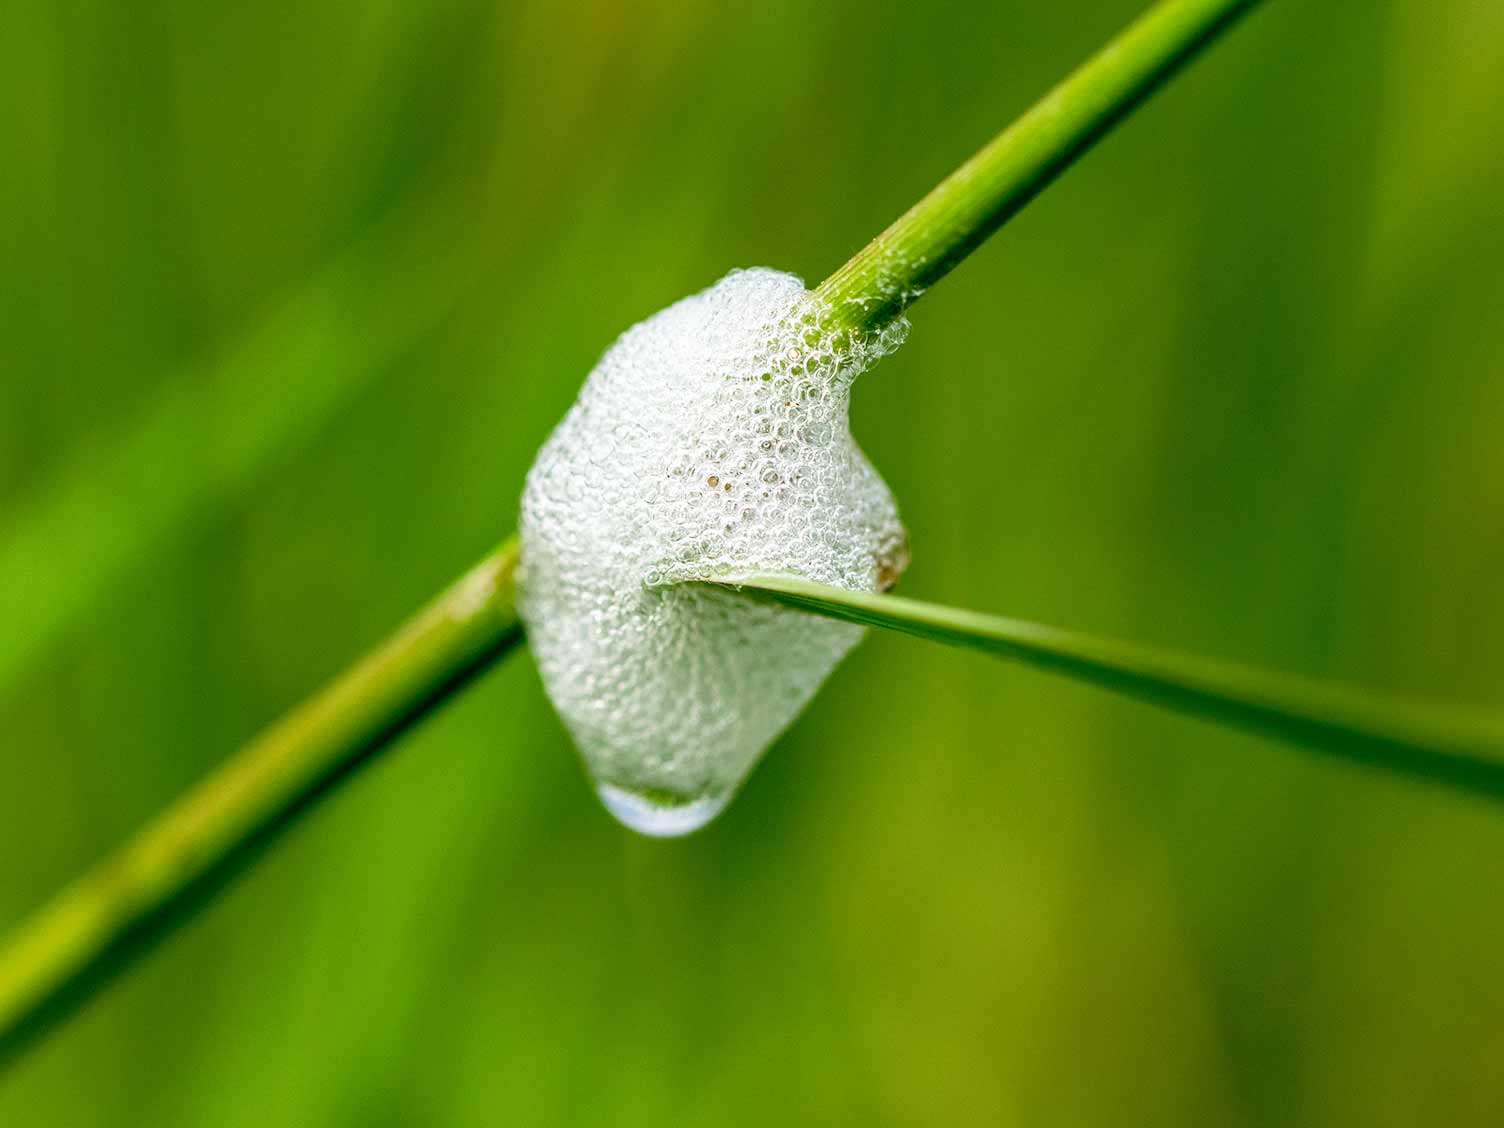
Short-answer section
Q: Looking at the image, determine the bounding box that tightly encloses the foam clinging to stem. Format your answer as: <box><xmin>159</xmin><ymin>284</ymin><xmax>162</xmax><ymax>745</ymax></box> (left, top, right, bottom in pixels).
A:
<box><xmin>518</xmin><ymin>268</ymin><xmax>909</xmax><ymax>835</ymax></box>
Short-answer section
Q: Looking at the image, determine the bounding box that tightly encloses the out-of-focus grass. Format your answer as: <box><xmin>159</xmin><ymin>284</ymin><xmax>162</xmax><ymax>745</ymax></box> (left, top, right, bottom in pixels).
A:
<box><xmin>3</xmin><ymin>0</ymin><xmax>1504</xmax><ymax>1125</ymax></box>
<box><xmin>0</xmin><ymin>198</ymin><xmax>488</xmax><ymax>694</ymax></box>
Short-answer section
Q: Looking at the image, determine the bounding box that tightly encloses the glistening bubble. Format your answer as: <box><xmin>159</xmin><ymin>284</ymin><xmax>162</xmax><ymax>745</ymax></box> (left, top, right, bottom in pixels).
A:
<box><xmin>518</xmin><ymin>269</ymin><xmax>909</xmax><ymax>835</ymax></box>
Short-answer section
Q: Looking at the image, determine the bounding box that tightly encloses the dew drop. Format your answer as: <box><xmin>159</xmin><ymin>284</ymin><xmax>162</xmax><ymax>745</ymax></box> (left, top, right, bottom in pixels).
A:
<box><xmin>596</xmin><ymin>783</ymin><xmax>731</xmax><ymax>837</ymax></box>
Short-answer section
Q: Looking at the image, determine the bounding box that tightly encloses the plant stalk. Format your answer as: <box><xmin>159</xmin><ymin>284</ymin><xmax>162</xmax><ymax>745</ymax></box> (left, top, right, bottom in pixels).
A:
<box><xmin>816</xmin><ymin>0</ymin><xmax>1264</xmax><ymax>329</ymax></box>
<box><xmin>0</xmin><ymin>0</ymin><xmax>1263</xmax><ymax>1073</ymax></box>
<box><xmin>0</xmin><ymin>539</ymin><xmax>521</xmax><ymax>1069</ymax></box>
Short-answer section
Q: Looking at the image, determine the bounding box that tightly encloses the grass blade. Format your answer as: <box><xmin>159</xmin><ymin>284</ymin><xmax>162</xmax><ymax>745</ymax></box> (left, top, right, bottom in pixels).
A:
<box><xmin>0</xmin><ymin>539</ymin><xmax>521</xmax><ymax>1071</ymax></box>
<box><xmin>712</xmin><ymin>574</ymin><xmax>1504</xmax><ymax>802</ymax></box>
<box><xmin>0</xmin><ymin>0</ymin><xmax>1263</xmax><ymax>1073</ymax></box>
<box><xmin>816</xmin><ymin>0</ymin><xmax>1263</xmax><ymax>329</ymax></box>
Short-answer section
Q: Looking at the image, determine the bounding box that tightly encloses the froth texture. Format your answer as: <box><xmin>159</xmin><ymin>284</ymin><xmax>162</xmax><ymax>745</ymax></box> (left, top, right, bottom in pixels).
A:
<box><xmin>518</xmin><ymin>268</ymin><xmax>908</xmax><ymax>835</ymax></box>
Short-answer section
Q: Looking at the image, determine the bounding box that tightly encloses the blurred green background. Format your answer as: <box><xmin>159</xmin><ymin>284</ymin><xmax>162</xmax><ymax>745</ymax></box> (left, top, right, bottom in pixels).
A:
<box><xmin>3</xmin><ymin>0</ymin><xmax>1503</xmax><ymax>1123</ymax></box>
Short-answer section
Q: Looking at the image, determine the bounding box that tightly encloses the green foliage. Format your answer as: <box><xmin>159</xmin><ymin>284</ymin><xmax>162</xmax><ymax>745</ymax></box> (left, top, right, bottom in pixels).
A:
<box><xmin>0</xmin><ymin>0</ymin><xmax>1265</xmax><ymax>1071</ymax></box>
<box><xmin>2</xmin><ymin>0</ymin><xmax>1503</xmax><ymax>1123</ymax></box>
<box><xmin>717</xmin><ymin>575</ymin><xmax>1504</xmax><ymax>802</ymax></box>
<box><xmin>0</xmin><ymin>209</ymin><xmax>488</xmax><ymax>694</ymax></box>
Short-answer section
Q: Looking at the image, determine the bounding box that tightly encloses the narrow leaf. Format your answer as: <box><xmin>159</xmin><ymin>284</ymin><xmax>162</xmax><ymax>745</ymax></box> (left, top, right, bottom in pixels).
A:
<box><xmin>712</xmin><ymin>575</ymin><xmax>1504</xmax><ymax>803</ymax></box>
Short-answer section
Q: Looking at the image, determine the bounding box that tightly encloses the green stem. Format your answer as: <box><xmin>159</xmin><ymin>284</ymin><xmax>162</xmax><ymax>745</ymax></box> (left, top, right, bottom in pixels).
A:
<box><xmin>0</xmin><ymin>538</ymin><xmax>521</xmax><ymax>1069</ymax></box>
<box><xmin>716</xmin><ymin>575</ymin><xmax>1504</xmax><ymax>802</ymax></box>
<box><xmin>0</xmin><ymin>0</ymin><xmax>1265</xmax><ymax>1073</ymax></box>
<box><xmin>815</xmin><ymin>0</ymin><xmax>1264</xmax><ymax>329</ymax></box>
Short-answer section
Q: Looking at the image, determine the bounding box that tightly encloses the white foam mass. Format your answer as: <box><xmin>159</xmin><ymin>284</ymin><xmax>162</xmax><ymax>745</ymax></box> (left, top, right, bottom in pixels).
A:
<box><xmin>518</xmin><ymin>268</ymin><xmax>909</xmax><ymax>835</ymax></box>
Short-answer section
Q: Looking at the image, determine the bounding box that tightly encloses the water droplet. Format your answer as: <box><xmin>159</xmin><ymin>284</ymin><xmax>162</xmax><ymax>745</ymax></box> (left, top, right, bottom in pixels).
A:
<box><xmin>596</xmin><ymin>783</ymin><xmax>730</xmax><ymax>837</ymax></box>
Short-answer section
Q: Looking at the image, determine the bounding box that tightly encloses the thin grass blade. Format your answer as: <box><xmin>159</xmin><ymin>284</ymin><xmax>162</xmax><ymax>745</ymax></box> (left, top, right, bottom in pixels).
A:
<box><xmin>0</xmin><ymin>540</ymin><xmax>521</xmax><ymax>1072</ymax></box>
<box><xmin>815</xmin><ymin>0</ymin><xmax>1264</xmax><ymax>329</ymax></box>
<box><xmin>711</xmin><ymin>575</ymin><xmax>1504</xmax><ymax>802</ymax></box>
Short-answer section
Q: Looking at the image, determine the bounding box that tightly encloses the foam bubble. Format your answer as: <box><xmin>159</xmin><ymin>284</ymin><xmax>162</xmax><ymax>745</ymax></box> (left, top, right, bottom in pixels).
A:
<box><xmin>518</xmin><ymin>268</ymin><xmax>908</xmax><ymax>835</ymax></box>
